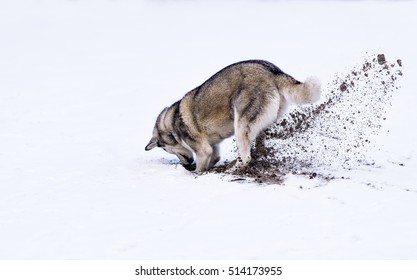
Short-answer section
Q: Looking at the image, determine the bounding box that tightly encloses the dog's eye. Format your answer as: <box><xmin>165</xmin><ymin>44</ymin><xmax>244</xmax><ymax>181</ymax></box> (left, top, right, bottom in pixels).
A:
<box><xmin>161</xmin><ymin>134</ymin><xmax>176</xmax><ymax>146</ymax></box>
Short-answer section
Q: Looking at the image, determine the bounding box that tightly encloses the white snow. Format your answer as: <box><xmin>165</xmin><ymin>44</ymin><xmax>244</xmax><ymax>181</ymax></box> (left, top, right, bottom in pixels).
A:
<box><xmin>0</xmin><ymin>0</ymin><xmax>417</xmax><ymax>259</ymax></box>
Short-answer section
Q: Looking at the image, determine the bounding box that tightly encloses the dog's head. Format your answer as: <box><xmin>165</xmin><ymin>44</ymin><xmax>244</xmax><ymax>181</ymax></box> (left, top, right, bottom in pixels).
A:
<box><xmin>145</xmin><ymin>108</ymin><xmax>195</xmax><ymax>171</ymax></box>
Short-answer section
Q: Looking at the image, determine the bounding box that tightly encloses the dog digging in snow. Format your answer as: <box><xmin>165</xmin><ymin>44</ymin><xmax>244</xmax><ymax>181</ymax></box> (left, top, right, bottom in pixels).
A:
<box><xmin>145</xmin><ymin>60</ymin><xmax>321</xmax><ymax>173</ymax></box>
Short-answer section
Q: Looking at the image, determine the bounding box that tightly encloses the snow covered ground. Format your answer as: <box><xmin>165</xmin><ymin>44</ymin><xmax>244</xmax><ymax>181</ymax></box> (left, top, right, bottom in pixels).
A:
<box><xmin>1</xmin><ymin>0</ymin><xmax>417</xmax><ymax>259</ymax></box>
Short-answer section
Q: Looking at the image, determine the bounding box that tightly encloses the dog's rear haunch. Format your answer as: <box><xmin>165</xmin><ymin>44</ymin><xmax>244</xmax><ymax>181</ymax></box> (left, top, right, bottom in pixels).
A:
<box><xmin>145</xmin><ymin>60</ymin><xmax>321</xmax><ymax>173</ymax></box>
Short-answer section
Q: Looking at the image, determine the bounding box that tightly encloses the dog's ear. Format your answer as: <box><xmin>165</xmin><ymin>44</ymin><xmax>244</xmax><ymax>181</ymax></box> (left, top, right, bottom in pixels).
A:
<box><xmin>145</xmin><ymin>137</ymin><xmax>157</xmax><ymax>151</ymax></box>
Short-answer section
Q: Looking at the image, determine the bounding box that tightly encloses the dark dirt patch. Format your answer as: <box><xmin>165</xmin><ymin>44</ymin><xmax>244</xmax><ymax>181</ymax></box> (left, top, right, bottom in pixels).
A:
<box><xmin>211</xmin><ymin>54</ymin><xmax>403</xmax><ymax>184</ymax></box>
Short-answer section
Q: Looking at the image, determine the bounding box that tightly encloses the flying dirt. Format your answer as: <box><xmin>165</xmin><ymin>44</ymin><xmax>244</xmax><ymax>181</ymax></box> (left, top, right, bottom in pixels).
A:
<box><xmin>213</xmin><ymin>54</ymin><xmax>403</xmax><ymax>184</ymax></box>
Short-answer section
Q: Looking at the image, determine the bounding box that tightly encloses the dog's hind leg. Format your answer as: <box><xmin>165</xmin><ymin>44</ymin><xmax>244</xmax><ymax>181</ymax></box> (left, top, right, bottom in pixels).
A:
<box><xmin>234</xmin><ymin>122</ymin><xmax>252</xmax><ymax>168</ymax></box>
<box><xmin>233</xmin><ymin>93</ymin><xmax>281</xmax><ymax>170</ymax></box>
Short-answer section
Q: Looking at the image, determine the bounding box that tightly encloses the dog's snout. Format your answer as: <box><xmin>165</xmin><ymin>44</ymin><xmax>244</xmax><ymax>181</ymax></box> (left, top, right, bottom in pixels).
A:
<box><xmin>182</xmin><ymin>163</ymin><xmax>196</xmax><ymax>171</ymax></box>
<box><xmin>183</xmin><ymin>155</ymin><xmax>194</xmax><ymax>165</ymax></box>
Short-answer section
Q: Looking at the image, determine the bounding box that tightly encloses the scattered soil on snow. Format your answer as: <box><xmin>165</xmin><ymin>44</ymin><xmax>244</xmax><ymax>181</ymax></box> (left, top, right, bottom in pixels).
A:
<box><xmin>212</xmin><ymin>54</ymin><xmax>403</xmax><ymax>184</ymax></box>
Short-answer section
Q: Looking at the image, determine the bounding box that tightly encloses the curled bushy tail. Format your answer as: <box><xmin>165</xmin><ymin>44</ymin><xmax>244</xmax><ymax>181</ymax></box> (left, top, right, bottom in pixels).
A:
<box><xmin>283</xmin><ymin>76</ymin><xmax>321</xmax><ymax>104</ymax></box>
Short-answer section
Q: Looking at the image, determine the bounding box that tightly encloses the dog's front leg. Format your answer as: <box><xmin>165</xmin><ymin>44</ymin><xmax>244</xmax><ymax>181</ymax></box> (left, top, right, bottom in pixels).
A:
<box><xmin>194</xmin><ymin>143</ymin><xmax>213</xmax><ymax>173</ymax></box>
<box><xmin>208</xmin><ymin>145</ymin><xmax>220</xmax><ymax>169</ymax></box>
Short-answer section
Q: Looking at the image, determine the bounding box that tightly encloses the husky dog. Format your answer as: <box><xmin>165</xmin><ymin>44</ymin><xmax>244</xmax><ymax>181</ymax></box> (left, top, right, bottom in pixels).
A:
<box><xmin>145</xmin><ymin>60</ymin><xmax>321</xmax><ymax>172</ymax></box>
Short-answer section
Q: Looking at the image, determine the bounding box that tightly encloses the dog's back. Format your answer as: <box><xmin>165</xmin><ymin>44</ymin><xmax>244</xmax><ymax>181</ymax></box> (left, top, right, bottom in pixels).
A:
<box><xmin>181</xmin><ymin>60</ymin><xmax>319</xmax><ymax>138</ymax></box>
